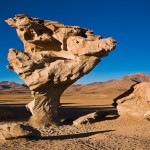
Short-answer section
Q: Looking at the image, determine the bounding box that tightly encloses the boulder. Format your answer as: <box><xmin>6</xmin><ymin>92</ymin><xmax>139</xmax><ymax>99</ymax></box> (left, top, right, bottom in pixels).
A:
<box><xmin>115</xmin><ymin>82</ymin><xmax>150</xmax><ymax>119</ymax></box>
<box><xmin>0</xmin><ymin>124</ymin><xmax>41</xmax><ymax>140</ymax></box>
<box><xmin>5</xmin><ymin>14</ymin><xmax>116</xmax><ymax>127</ymax></box>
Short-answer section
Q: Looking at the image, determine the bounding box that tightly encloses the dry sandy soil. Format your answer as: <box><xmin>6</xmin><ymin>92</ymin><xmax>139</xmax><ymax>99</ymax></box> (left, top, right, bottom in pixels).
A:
<box><xmin>0</xmin><ymin>116</ymin><xmax>149</xmax><ymax>150</ymax></box>
<box><xmin>0</xmin><ymin>73</ymin><xmax>150</xmax><ymax>149</ymax></box>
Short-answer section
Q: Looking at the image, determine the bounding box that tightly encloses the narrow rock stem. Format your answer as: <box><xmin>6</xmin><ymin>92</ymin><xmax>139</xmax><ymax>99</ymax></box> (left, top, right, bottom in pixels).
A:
<box><xmin>28</xmin><ymin>91</ymin><xmax>61</xmax><ymax>127</ymax></box>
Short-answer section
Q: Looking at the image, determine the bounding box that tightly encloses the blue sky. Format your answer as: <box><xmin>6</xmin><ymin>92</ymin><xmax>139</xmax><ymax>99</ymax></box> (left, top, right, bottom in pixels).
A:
<box><xmin>0</xmin><ymin>0</ymin><xmax>150</xmax><ymax>84</ymax></box>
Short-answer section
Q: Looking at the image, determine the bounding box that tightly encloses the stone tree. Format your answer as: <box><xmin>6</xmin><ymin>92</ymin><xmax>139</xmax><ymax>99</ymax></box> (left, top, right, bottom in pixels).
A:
<box><xmin>6</xmin><ymin>14</ymin><xmax>116</xmax><ymax>127</ymax></box>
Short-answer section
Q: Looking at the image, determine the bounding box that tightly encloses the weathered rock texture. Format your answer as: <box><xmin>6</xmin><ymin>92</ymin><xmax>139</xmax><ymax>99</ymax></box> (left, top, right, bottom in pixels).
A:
<box><xmin>5</xmin><ymin>14</ymin><xmax>116</xmax><ymax>127</ymax></box>
<box><xmin>116</xmin><ymin>82</ymin><xmax>150</xmax><ymax>119</ymax></box>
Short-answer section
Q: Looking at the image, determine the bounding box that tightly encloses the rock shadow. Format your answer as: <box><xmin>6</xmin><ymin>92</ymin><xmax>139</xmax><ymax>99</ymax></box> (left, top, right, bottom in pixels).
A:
<box><xmin>29</xmin><ymin>130</ymin><xmax>114</xmax><ymax>140</ymax></box>
<box><xmin>0</xmin><ymin>104</ymin><xmax>31</xmax><ymax>121</ymax></box>
<box><xmin>60</xmin><ymin>106</ymin><xmax>119</xmax><ymax>124</ymax></box>
<box><xmin>0</xmin><ymin>104</ymin><xmax>119</xmax><ymax>123</ymax></box>
<box><xmin>112</xmin><ymin>82</ymin><xmax>140</xmax><ymax>107</ymax></box>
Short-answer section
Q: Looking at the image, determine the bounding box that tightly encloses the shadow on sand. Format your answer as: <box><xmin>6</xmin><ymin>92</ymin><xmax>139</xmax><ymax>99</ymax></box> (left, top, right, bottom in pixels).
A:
<box><xmin>0</xmin><ymin>104</ymin><xmax>31</xmax><ymax>121</ymax></box>
<box><xmin>29</xmin><ymin>130</ymin><xmax>114</xmax><ymax>140</ymax></box>
<box><xmin>0</xmin><ymin>104</ymin><xmax>118</xmax><ymax>122</ymax></box>
<box><xmin>60</xmin><ymin>106</ymin><xmax>118</xmax><ymax>121</ymax></box>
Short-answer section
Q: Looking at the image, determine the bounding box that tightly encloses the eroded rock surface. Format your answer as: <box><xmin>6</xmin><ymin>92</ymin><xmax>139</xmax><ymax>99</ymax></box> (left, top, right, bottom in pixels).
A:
<box><xmin>6</xmin><ymin>14</ymin><xmax>116</xmax><ymax>127</ymax></box>
<box><xmin>115</xmin><ymin>82</ymin><xmax>150</xmax><ymax>119</ymax></box>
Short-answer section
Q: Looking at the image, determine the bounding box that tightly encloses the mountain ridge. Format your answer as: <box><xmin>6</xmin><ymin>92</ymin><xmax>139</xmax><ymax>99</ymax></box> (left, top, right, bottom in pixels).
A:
<box><xmin>0</xmin><ymin>72</ymin><xmax>150</xmax><ymax>92</ymax></box>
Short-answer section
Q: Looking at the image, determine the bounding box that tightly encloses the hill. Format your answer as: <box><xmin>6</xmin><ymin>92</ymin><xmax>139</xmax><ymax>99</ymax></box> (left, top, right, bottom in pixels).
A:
<box><xmin>1</xmin><ymin>72</ymin><xmax>150</xmax><ymax>93</ymax></box>
<box><xmin>0</xmin><ymin>81</ymin><xmax>28</xmax><ymax>91</ymax></box>
<box><xmin>0</xmin><ymin>72</ymin><xmax>150</xmax><ymax>105</ymax></box>
<box><xmin>65</xmin><ymin>72</ymin><xmax>150</xmax><ymax>93</ymax></box>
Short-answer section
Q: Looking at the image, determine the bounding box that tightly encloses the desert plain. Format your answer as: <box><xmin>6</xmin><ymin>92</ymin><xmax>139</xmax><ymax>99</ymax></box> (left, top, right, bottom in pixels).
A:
<box><xmin>0</xmin><ymin>72</ymin><xmax>150</xmax><ymax>150</ymax></box>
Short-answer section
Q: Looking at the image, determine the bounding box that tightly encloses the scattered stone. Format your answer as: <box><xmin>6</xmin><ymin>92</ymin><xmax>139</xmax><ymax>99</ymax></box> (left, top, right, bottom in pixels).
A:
<box><xmin>115</xmin><ymin>82</ymin><xmax>150</xmax><ymax>118</ymax></box>
<box><xmin>0</xmin><ymin>124</ymin><xmax>41</xmax><ymax>140</ymax></box>
<box><xmin>5</xmin><ymin>14</ymin><xmax>116</xmax><ymax>127</ymax></box>
<box><xmin>144</xmin><ymin>111</ymin><xmax>150</xmax><ymax>120</ymax></box>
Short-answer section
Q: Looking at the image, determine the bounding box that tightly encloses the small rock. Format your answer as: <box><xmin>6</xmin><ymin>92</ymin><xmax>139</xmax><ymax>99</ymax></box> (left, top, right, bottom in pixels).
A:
<box><xmin>144</xmin><ymin>111</ymin><xmax>150</xmax><ymax>120</ymax></box>
<box><xmin>0</xmin><ymin>124</ymin><xmax>41</xmax><ymax>140</ymax></box>
<box><xmin>73</xmin><ymin>111</ymin><xmax>108</xmax><ymax>126</ymax></box>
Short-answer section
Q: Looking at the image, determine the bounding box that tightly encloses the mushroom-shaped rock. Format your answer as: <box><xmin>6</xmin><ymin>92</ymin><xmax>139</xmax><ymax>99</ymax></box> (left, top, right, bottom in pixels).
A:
<box><xmin>115</xmin><ymin>82</ymin><xmax>150</xmax><ymax>119</ymax></box>
<box><xmin>6</xmin><ymin>14</ymin><xmax>116</xmax><ymax>127</ymax></box>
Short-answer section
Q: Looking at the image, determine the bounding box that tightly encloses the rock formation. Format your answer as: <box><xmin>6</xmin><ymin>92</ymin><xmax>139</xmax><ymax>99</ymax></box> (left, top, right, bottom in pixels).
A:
<box><xmin>115</xmin><ymin>82</ymin><xmax>150</xmax><ymax>119</ymax></box>
<box><xmin>5</xmin><ymin>14</ymin><xmax>116</xmax><ymax>127</ymax></box>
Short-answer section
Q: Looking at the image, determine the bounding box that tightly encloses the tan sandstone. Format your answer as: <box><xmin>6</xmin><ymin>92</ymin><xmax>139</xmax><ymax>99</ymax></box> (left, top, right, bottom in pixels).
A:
<box><xmin>5</xmin><ymin>14</ymin><xmax>116</xmax><ymax>127</ymax></box>
<box><xmin>116</xmin><ymin>82</ymin><xmax>150</xmax><ymax>119</ymax></box>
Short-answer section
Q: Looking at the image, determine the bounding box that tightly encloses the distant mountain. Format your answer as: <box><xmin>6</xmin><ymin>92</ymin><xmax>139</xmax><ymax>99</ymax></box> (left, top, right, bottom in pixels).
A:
<box><xmin>0</xmin><ymin>72</ymin><xmax>150</xmax><ymax>94</ymax></box>
<box><xmin>65</xmin><ymin>72</ymin><xmax>150</xmax><ymax>94</ymax></box>
<box><xmin>128</xmin><ymin>72</ymin><xmax>150</xmax><ymax>82</ymax></box>
<box><xmin>0</xmin><ymin>81</ymin><xmax>28</xmax><ymax>91</ymax></box>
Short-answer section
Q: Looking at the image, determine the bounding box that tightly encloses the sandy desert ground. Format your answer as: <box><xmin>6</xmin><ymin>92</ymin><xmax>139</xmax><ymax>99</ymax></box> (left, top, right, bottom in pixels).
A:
<box><xmin>0</xmin><ymin>73</ymin><xmax>150</xmax><ymax>149</ymax></box>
